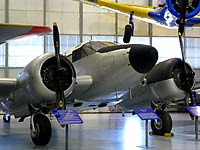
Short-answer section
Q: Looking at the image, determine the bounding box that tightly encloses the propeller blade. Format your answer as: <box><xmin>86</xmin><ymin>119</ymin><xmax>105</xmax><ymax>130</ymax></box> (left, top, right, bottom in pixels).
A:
<box><xmin>178</xmin><ymin>0</ymin><xmax>186</xmax><ymax>36</ymax></box>
<box><xmin>53</xmin><ymin>22</ymin><xmax>65</xmax><ymax>110</ymax></box>
<box><xmin>177</xmin><ymin>1</ymin><xmax>195</xmax><ymax>109</ymax></box>
<box><xmin>53</xmin><ymin>22</ymin><xmax>61</xmax><ymax>68</ymax></box>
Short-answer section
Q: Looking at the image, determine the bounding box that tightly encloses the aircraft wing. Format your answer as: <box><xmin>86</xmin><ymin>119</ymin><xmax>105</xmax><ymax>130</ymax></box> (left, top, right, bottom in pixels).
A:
<box><xmin>81</xmin><ymin>0</ymin><xmax>157</xmax><ymax>24</ymax></box>
<box><xmin>0</xmin><ymin>23</ymin><xmax>52</xmax><ymax>44</ymax></box>
<box><xmin>80</xmin><ymin>0</ymin><xmax>200</xmax><ymax>28</ymax></box>
<box><xmin>0</xmin><ymin>78</ymin><xmax>17</xmax><ymax>97</ymax></box>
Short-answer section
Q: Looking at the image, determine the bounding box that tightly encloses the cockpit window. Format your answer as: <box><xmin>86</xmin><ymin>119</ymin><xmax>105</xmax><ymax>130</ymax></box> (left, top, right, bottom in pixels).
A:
<box><xmin>72</xmin><ymin>41</ymin><xmax>116</xmax><ymax>62</ymax></box>
<box><xmin>84</xmin><ymin>41</ymin><xmax>116</xmax><ymax>51</ymax></box>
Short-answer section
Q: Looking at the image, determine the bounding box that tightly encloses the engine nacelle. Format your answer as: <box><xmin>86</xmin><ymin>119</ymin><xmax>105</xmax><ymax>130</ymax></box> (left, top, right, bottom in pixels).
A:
<box><xmin>4</xmin><ymin>53</ymin><xmax>76</xmax><ymax>117</ymax></box>
<box><xmin>146</xmin><ymin>58</ymin><xmax>195</xmax><ymax>101</ymax></box>
<box><xmin>166</xmin><ymin>0</ymin><xmax>200</xmax><ymax>19</ymax></box>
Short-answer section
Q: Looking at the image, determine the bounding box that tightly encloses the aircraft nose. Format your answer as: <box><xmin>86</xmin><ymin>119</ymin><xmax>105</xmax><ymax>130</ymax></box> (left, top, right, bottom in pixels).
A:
<box><xmin>129</xmin><ymin>44</ymin><xmax>158</xmax><ymax>74</ymax></box>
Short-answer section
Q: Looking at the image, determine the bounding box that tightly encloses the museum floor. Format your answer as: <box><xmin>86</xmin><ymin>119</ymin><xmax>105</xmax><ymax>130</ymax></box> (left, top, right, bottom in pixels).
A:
<box><xmin>0</xmin><ymin>113</ymin><xmax>200</xmax><ymax>150</ymax></box>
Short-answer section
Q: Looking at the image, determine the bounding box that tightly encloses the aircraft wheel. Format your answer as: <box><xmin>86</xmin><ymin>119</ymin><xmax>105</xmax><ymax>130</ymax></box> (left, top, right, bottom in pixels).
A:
<box><xmin>3</xmin><ymin>114</ymin><xmax>11</xmax><ymax>123</ymax></box>
<box><xmin>123</xmin><ymin>24</ymin><xmax>132</xmax><ymax>43</ymax></box>
<box><xmin>30</xmin><ymin>113</ymin><xmax>52</xmax><ymax>146</ymax></box>
<box><xmin>151</xmin><ymin>110</ymin><xmax>172</xmax><ymax>135</ymax></box>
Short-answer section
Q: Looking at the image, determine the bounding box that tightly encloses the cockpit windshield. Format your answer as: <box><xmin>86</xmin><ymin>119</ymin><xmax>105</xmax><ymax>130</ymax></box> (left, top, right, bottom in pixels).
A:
<box><xmin>83</xmin><ymin>41</ymin><xmax>116</xmax><ymax>52</ymax></box>
<box><xmin>71</xmin><ymin>41</ymin><xmax>116</xmax><ymax>62</ymax></box>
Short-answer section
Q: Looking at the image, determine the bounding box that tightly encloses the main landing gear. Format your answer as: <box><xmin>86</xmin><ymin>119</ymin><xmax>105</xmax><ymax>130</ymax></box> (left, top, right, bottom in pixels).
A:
<box><xmin>150</xmin><ymin>101</ymin><xmax>173</xmax><ymax>136</ymax></box>
<box><xmin>3</xmin><ymin>114</ymin><xmax>11</xmax><ymax>123</ymax></box>
<box><xmin>30</xmin><ymin>113</ymin><xmax>52</xmax><ymax>146</ymax></box>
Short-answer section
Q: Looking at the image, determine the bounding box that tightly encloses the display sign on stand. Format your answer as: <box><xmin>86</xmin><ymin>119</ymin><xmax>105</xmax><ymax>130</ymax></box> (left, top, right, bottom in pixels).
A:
<box><xmin>135</xmin><ymin>108</ymin><xmax>160</xmax><ymax>120</ymax></box>
<box><xmin>135</xmin><ymin>108</ymin><xmax>159</xmax><ymax>148</ymax></box>
<box><xmin>186</xmin><ymin>106</ymin><xmax>200</xmax><ymax>140</ymax></box>
<box><xmin>53</xmin><ymin>109</ymin><xmax>83</xmax><ymax>125</ymax></box>
<box><xmin>53</xmin><ymin>109</ymin><xmax>83</xmax><ymax>150</ymax></box>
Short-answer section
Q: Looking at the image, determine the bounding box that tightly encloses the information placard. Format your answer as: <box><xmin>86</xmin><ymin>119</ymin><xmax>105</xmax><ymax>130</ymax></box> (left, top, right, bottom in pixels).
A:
<box><xmin>186</xmin><ymin>106</ymin><xmax>200</xmax><ymax>117</ymax></box>
<box><xmin>53</xmin><ymin>109</ymin><xmax>83</xmax><ymax>124</ymax></box>
<box><xmin>135</xmin><ymin>108</ymin><xmax>160</xmax><ymax>120</ymax></box>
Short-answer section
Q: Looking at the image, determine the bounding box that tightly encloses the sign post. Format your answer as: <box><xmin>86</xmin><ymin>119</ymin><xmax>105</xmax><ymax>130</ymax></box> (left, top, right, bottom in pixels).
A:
<box><xmin>186</xmin><ymin>106</ymin><xmax>200</xmax><ymax>140</ymax></box>
<box><xmin>53</xmin><ymin>109</ymin><xmax>83</xmax><ymax>150</ymax></box>
<box><xmin>135</xmin><ymin>108</ymin><xmax>160</xmax><ymax>148</ymax></box>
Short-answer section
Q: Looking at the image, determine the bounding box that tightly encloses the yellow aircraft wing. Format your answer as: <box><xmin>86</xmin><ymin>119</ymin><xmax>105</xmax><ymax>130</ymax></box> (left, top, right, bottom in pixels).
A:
<box><xmin>80</xmin><ymin>0</ymin><xmax>200</xmax><ymax>28</ymax></box>
<box><xmin>192</xmin><ymin>14</ymin><xmax>200</xmax><ymax>27</ymax></box>
<box><xmin>82</xmin><ymin>0</ymin><xmax>154</xmax><ymax>19</ymax></box>
<box><xmin>0</xmin><ymin>23</ymin><xmax>52</xmax><ymax>44</ymax></box>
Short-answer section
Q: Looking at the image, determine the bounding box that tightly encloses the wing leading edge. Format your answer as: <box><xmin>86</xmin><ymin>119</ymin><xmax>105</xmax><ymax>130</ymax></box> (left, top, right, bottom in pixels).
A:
<box><xmin>81</xmin><ymin>0</ymin><xmax>200</xmax><ymax>28</ymax></box>
<box><xmin>0</xmin><ymin>78</ymin><xmax>17</xmax><ymax>97</ymax></box>
<box><xmin>0</xmin><ymin>23</ymin><xmax>52</xmax><ymax>44</ymax></box>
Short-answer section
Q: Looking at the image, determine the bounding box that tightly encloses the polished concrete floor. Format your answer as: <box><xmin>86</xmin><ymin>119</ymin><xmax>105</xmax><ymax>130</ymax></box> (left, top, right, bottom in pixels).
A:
<box><xmin>0</xmin><ymin>113</ymin><xmax>200</xmax><ymax>150</ymax></box>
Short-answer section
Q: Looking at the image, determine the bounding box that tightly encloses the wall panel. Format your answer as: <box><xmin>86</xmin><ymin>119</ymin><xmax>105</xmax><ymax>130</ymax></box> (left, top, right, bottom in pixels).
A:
<box><xmin>0</xmin><ymin>0</ymin><xmax>5</xmax><ymax>22</ymax></box>
<box><xmin>186</xmin><ymin>28</ymin><xmax>200</xmax><ymax>37</ymax></box>
<box><xmin>46</xmin><ymin>0</ymin><xmax>63</xmax><ymax>12</ymax></box>
<box><xmin>0</xmin><ymin>0</ymin><xmax>5</xmax><ymax>10</ymax></box>
<box><xmin>9</xmin><ymin>0</ymin><xmax>43</xmax><ymax>11</ymax></box>
<box><xmin>0</xmin><ymin>11</ymin><xmax>4</xmax><ymax>22</ymax></box>
<box><xmin>118</xmin><ymin>0</ymin><xmax>148</xmax><ymax>5</ymax></box>
<box><xmin>63</xmin><ymin>13</ymin><xmax>79</xmax><ymax>34</ymax></box>
<box><xmin>83</xmin><ymin>13</ymin><xmax>100</xmax><ymax>34</ymax></box>
<box><xmin>152</xmin><ymin>25</ymin><xmax>177</xmax><ymax>36</ymax></box>
<box><xmin>8</xmin><ymin>68</ymin><xmax>23</xmax><ymax>78</ymax></box>
<box><xmin>63</xmin><ymin>0</ymin><xmax>79</xmax><ymax>12</ymax></box>
<box><xmin>0</xmin><ymin>69</ymin><xmax>4</xmax><ymax>78</ymax></box>
<box><xmin>9</xmin><ymin>10</ymin><xmax>43</xmax><ymax>25</ymax></box>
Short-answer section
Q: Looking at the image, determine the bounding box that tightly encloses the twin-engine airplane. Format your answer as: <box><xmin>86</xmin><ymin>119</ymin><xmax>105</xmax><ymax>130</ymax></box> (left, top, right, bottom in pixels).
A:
<box><xmin>0</xmin><ymin>22</ymin><xmax>195</xmax><ymax>146</ymax></box>
<box><xmin>79</xmin><ymin>0</ymin><xmax>200</xmax><ymax>42</ymax></box>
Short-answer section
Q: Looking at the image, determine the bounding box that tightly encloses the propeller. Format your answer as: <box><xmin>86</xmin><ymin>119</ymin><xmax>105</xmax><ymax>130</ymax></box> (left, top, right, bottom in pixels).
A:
<box><xmin>177</xmin><ymin>1</ymin><xmax>195</xmax><ymax>108</ymax></box>
<box><xmin>53</xmin><ymin>22</ymin><xmax>65</xmax><ymax>110</ymax></box>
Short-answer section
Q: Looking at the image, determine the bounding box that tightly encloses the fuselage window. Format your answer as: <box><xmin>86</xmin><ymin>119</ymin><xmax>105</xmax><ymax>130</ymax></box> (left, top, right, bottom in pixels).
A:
<box><xmin>72</xmin><ymin>48</ymin><xmax>88</xmax><ymax>62</ymax></box>
<box><xmin>72</xmin><ymin>43</ymin><xmax>97</xmax><ymax>62</ymax></box>
<box><xmin>72</xmin><ymin>49</ymin><xmax>81</xmax><ymax>62</ymax></box>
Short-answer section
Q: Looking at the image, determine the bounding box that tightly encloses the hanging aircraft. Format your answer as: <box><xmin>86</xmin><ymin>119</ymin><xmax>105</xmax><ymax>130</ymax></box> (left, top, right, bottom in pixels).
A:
<box><xmin>0</xmin><ymin>22</ymin><xmax>196</xmax><ymax>146</ymax></box>
<box><xmin>78</xmin><ymin>0</ymin><xmax>200</xmax><ymax>42</ymax></box>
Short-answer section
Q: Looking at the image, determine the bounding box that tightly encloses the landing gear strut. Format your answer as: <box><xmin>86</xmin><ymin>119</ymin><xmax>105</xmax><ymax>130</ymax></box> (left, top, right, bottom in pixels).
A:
<box><xmin>30</xmin><ymin>113</ymin><xmax>52</xmax><ymax>146</ymax></box>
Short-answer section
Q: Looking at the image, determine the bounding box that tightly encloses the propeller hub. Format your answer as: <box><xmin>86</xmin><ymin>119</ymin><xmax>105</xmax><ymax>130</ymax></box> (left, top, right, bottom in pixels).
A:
<box><xmin>172</xmin><ymin>62</ymin><xmax>195</xmax><ymax>91</ymax></box>
<box><xmin>40</xmin><ymin>56</ymin><xmax>75</xmax><ymax>92</ymax></box>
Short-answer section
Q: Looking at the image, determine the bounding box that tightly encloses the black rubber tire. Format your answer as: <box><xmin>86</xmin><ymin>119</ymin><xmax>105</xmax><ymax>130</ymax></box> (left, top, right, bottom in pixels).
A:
<box><xmin>30</xmin><ymin>114</ymin><xmax>52</xmax><ymax>146</ymax></box>
<box><xmin>151</xmin><ymin>110</ymin><xmax>172</xmax><ymax>135</ymax></box>
<box><xmin>3</xmin><ymin>114</ymin><xmax>11</xmax><ymax>123</ymax></box>
<box><xmin>123</xmin><ymin>24</ymin><xmax>132</xmax><ymax>43</ymax></box>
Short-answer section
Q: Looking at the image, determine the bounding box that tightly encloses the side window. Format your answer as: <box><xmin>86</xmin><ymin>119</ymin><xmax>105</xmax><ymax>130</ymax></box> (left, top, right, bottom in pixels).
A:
<box><xmin>72</xmin><ymin>49</ymin><xmax>81</xmax><ymax>62</ymax></box>
<box><xmin>72</xmin><ymin>48</ymin><xmax>87</xmax><ymax>62</ymax></box>
<box><xmin>72</xmin><ymin>44</ymin><xmax>97</xmax><ymax>62</ymax></box>
<box><xmin>66</xmin><ymin>54</ymin><xmax>72</xmax><ymax>62</ymax></box>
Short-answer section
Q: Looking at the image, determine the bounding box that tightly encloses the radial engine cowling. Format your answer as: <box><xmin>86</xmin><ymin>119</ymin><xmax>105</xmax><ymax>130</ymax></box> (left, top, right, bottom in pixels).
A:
<box><xmin>145</xmin><ymin>58</ymin><xmax>195</xmax><ymax>101</ymax></box>
<box><xmin>13</xmin><ymin>53</ymin><xmax>76</xmax><ymax>106</ymax></box>
<box><xmin>166</xmin><ymin>0</ymin><xmax>200</xmax><ymax>19</ymax></box>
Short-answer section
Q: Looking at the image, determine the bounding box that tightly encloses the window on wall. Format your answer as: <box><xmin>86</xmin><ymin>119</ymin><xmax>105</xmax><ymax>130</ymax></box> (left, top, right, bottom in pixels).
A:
<box><xmin>8</xmin><ymin>36</ymin><xmax>44</xmax><ymax>67</ymax></box>
<box><xmin>46</xmin><ymin>35</ymin><xmax>80</xmax><ymax>53</ymax></box>
<box><xmin>0</xmin><ymin>44</ymin><xmax>5</xmax><ymax>67</ymax></box>
<box><xmin>152</xmin><ymin>37</ymin><xmax>182</xmax><ymax>63</ymax></box>
<box><xmin>185</xmin><ymin>38</ymin><xmax>200</xmax><ymax>69</ymax></box>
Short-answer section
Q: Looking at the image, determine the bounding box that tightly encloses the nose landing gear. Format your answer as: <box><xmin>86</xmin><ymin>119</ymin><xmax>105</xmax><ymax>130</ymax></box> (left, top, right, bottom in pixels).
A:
<box><xmin>30</xmin><ymin>113</ymin><xmax>52</xmax><ymax>146</ymax></box>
